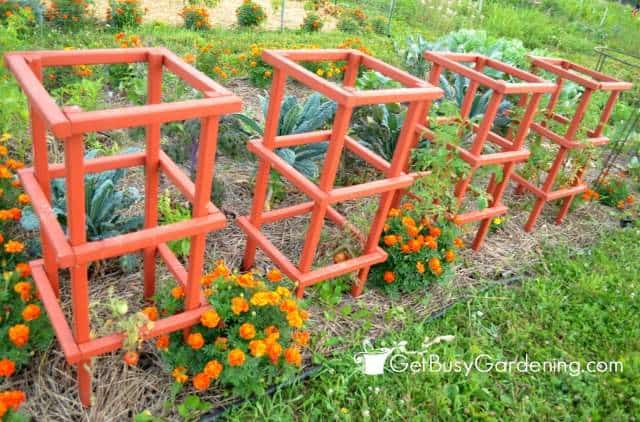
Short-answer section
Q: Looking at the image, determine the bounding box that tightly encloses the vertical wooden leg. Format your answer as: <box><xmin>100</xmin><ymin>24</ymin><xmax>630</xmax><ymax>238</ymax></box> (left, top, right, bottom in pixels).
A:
<box><xmin>242</xmin><ymin>70</ymin><xmax>287</xmax><ymax>271</ymax></box>
<box><xmin>143</xmin><ymin>52</ymin><xmax>163</xmax><ymax>299</ymax></box>
<box><xmin>65</xmin><ymin>133</ymin><xmax>91</xmax><ymax>406</ymax></box>
<box><xmin>525</xmin><ymin>197</ymin><xmax>546</xmax><ymax>232</ymax></box>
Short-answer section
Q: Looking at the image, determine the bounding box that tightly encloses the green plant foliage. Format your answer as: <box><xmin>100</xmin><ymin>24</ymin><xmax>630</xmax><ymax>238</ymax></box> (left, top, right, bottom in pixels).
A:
<box><xmin>337</xmin><ymin>15</ymin><xmax>360</xmax><ymax>33</ymax></box>
<box><xmin>107</xmin><ymin>0</ymin><xmax>145</xmax><ymax>28</ymax></box>
<box><xmin>20</xmin><ymin>150</ymin><xmax>143</xmax><ymax>270</ymax></box>
<box><xmin>236</xmin><ymin>0</ymin><xmax>266</xmax><ymax>27</ymax></box>
<box><xmin>371</xmin><ymin>206</ymin><xmax>461</xmax><ymax>294</ymax></box>
<box><xmin>158</xmin><ymin>192</ymin><xmax>192</xmax><ymax>258</ymax></box>
<box><xmin>234</xmin><ymin>93</ymin><xmax>337</xmax><ymax>179</ymax></box>
<box><xmin>301</xmin><ymin>13</ymin><xmax>323</xmax><ymax>32</ymax></box>
<box><xmin>398</xmin><ymin>34</ymin><xmax>430</xmax><ymax>78</ymax></box>
<box><xmin>351</xmin><ymin>104</ymin><xmax>405</xmax><ymax>162</ymax></box>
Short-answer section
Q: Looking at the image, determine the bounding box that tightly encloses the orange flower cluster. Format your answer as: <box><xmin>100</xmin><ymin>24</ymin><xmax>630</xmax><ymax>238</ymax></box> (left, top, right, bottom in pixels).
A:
<box><xmin>114</xmin><ymin>32</ymin><xmax>142</xmax><ymax>48</ymax></box>
<box><xmin>0</xmin><ymin>358</ymin><xmax>15</xmax><ymax>378</ymax></box>
<box><xmin>0</xmin><ymin>390</ymin><xmax>26</xmax><ymax>419</ymax></box>
<box><xmin>180</xmin><ymin>5</ymin><xmax>211</xmax><ymax>30</ymax></box>
<box><xmin>581</xmin><ymin>188</ymin><xmax>600</xmax><ymax>201</ymax></box>
<box><xmin>157</xmin><ymin>262</ymin><xmax>310</xmax><ymax>393</ymax></box>
<box><xmin>8</xmin><ymin>324</ymin><xmax>29</xmax><ymax>348</ymax></box>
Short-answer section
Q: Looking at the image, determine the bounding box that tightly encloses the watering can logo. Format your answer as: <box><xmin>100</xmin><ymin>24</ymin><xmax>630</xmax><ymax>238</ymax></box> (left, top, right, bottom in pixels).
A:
<box><xmin>354</xmin><ymin>336</ymin><xmax>456</xmax><ymax>375</ymax></box>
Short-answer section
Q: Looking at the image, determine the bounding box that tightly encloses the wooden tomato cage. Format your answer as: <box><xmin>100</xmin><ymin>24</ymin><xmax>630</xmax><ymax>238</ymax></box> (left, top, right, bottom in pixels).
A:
<box><xmin>511</xmin><ymin>57</ymin><xmax>632</xmax><ymax>231</ymax></box>
<box><xmin>5</xmin><ymin>48</ymin><xmax>242</xmax><ymax>406</ymax></box>
<box><xmin>238</xmin><ymin>49</ymin><xmax>443</xmax><ymax>298</ymax></box>
<box><xmin>407</xmin><ymin>52</ymin><xmax>557</xmax><ymax>250</ymax></box>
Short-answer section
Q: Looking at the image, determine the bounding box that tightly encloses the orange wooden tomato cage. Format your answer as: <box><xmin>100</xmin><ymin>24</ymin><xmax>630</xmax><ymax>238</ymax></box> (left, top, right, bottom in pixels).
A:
<box><xmin>238</xmin><ymin>49</ymin><xmax>443</xmax><ymax>298</ymax></box>
<box><xmin>401</xmin><ymin>52</ymin><xmax>557</xmax><ymax>250</ymax></box>
<box><xmin>5</xmin><ymin>48</ymin><xmax>242</xmax><ymax>406</ymax></box>
<box><xmin>511</xmin><ymin>57</ymin><xmax>632</xmax><ymax>231</ymax></box>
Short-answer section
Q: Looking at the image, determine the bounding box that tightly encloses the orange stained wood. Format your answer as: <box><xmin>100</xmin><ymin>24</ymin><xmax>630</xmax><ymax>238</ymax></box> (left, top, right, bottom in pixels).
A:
<box><xmin>239</xmin><ymin>49</ymin><xmax>443</xmax><ymax>298</ymax></box>
<box><xmin>395</xmin><ymin>52</ymin><xmax>557</xmax><ymax>250</ymax></box>
<box><xmin>5</xmin><ymin>48</ymin><xmax>241</xmax><ymax>407</ymax></box>
<box><xmin>512</xmin><ymin>56</ymin><xmax>632</xmax><ymax>232</ymax></box>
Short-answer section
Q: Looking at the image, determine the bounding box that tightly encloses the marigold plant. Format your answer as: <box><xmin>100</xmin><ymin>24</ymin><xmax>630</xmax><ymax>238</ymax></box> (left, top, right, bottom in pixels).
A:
<box><xmin>107</xmin><ymin>0</ymin><xmax>146</xmax><ymax>28</ymax></box>
<box><xmin>301</xmin><ymin>13</ymin><xmax>323</xmax><ymax>32</ymax></box>
<box><xmin>180</xmin><ymin>5</ymin><xmax>211</xmax><ymax>31</ymax></box>
<box><xmin>154</xmin><ymin>261</ymin><xmax>311</xmax><ymax>398</ymax></box>
<box><xmin>0</xmin><ymin>134</ymin><xmax>53</xmax><ymax>377</ymax></box>
<box><xmin>595</xmin><ymin>175</ymin><xmax>635</xmax><ymax>210</ymax></box>
<box><xmin>236</xmin><ymin>0</ymin><xmax>266</xmax><ymax>27</ymax></box>
<box><xmin>371</xmin><ymin>203</ymin><xmax>462</xmax><ymax>294</ymax></box>
<box><xmin>46</xmin><ymin>0</ymin><xmax>92</xmax><ymax>28</ymax></box>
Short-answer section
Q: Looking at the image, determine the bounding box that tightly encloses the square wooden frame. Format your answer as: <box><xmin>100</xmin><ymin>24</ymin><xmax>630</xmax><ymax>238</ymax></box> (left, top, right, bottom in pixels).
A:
<box><xmin>5</xmin><ymin>48</ymin><xmax>242</xmax><ymax>406</ymax></box>
<box><xmin>238</xmin><ymin>49</ymin><xmax>443</xmax><ymax>298</ymax></box>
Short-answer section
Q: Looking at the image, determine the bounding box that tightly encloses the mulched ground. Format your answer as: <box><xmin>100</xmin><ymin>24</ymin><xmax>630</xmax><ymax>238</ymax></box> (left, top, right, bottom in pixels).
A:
<box><xmin>2</xmin><ymin>78</ymin><xmax>621</xmax><ymax>420</ymax></box>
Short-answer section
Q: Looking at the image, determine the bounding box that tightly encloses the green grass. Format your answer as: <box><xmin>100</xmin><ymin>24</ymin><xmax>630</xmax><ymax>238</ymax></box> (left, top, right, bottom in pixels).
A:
<box><xmin>224</xmin><ymin>228</ymin><xmax>640</xmax><ymax>420</ymax></box>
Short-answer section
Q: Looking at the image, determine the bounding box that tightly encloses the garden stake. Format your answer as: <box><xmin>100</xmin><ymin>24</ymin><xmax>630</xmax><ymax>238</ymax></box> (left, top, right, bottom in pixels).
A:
<box><xmin>396</xmin><ymin>52</ymin><xmax>557</xmax><ymax>250</ymax></box>
<box><xmin>511</xmin><ymin>56</ymin><xmax>632</xmax><ymax>231</ymax></box>
<box><xmin>239</xmin><ymin>49</ymin><xmax>443</xmax><ymax>298</ymax></box>
<box><xmin>5</xmin><ymin>48</ymin><xmax>242</xmax><ymax>407</ymax></box>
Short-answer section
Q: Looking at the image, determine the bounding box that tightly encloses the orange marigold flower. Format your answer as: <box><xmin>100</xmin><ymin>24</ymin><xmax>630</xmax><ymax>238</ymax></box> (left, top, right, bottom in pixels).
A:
<box><xmin>17</xmin><ymin>194</ymin><xmax>30</xmax><ymax>205</ymax></box>
<box><xmin>267</xmin><ymin>342</ymin><xmax>283</xmax><ymax>364</ymax></box>
<box><xmin>388</xmin><ymin>208</ymin><xmax>401</xmax><ymax>218</ymax></box>
<box><xmin>287</xmin><ymin>310</ymin><xmax>304</xmax><ymax>328</ymax></box>
<box><xmin>383</xmin><ymin>271</ymin><xmax>395</xmax><ymax>284</ymax></box>
<box><xmin>5</xmin><ymin>159</ymin><xmax>24</xmax><ymax>170</ymax></box>
<box><xmin>383</xmin><ymin>235</ymin><xmax>398</xmax><ymax>246</ymax></box>
<box><xmin>406</xmin><ymin>225</ymin><xmax>420</xmax><ymax>238</ymax></box>
<box><xmin>402</xmin><ymin>202</ymin><xmax>414</xmax><ymax>211</ymax></box>
<box><xmin>231</xmin><ymin>296</ymin><xmax>249</xmax><ymax>315</ymax></box>
<box><xmin>401</xmin><ymin>216</ymin><xmax>416</xmax><ymax>228</ymax></box>
<box><xmin>0</xmin><ymin>166</ymin><xmax>12</xmax><ymax>179</ymax></box>
<box><xmin>203</xmin><ymin>359</ymin><xmax>223</xmax><ymax>379</ymax></box>
<box><xmin>237</xmin><ymin>272</ymin><xmax>257</xmax><ymax>288</ymax></box>
<box><xmin>228</xmin><ymin>348</ymin><xmax>245</xmax><ymax>366</ymax></box>
<box><xmin>239</xmin><ymin>322</ymin><xmax>256</xmax><ymax>340</ymax></box>
<box><xmin>264</xmin><ymin>325</ymin><xmax>279</xmax><ymax>338</ymax></box>
<box><xmin>192</xmin><ymin>372</ymin><xmax>211</xmax><ymax>391</ymax></box>
<box><xmin>21</xmin><ymin>304</ymin><xmax>41</xmax><ymax>321</ymax></box>
<box><xmin>141</xmin><ymin>306</ymin><xmax>159</xmax><ymax>322</ymax></box>
<box><xmin>279</xmin><ymin>299</ymin><xmax>297</xmax><ymax>313</ymax></box>
<box><xmin>214</xmin><ymin>336</ymin><xmax>228</xmax><ymax>350</ymax></box>
<box><xmin>200</xmin><ymin>309</ymin><xmax>221</xmax><ymax>328</ymax></box>
<box><xmin>186</xmin><ymin>332</ymin><xmax>205</xmax><ymax>350</ymax></box>
<box><xmin>428</xmin><ymin>257</ymin><xmax>442</xmax><ymax>275</ymax></box>
<box><xmin>284</xmin><ymin>347</ymin><xmax>302</xmax><ymax>367</ymax></box>
<box><xmin>266</xmin><ymin>268</ymin><xmax>283</xmax><ymax>282</ymax></box>
<box><xmin>400</xmin><ymin>244</ymin><xmax>410</xmax><ymax>254</ymax></box>
<box><xmin>13</xmin><ymin>282</ymin><xmax>31</xmax><ymax>302</ymax></box>
<box><xmin>275</xmin><ymin>286</ymin><xmax>291</xmax><ymax>298</ymax></box>
<box><xmin>15</xmin><ymin>263</ymin><xmax>30</xmax><ymax>278</ymax></box>
<box><xmin>292</xmin><ymin>331</ymin><xmax>310</xmax><ymax>346</ymax></box>
<box><xmin>123</xmin><ymin>351</ymin><xmax>139</xmax><ymax>367</ymax></box>
<box><xmin>416</xmin><ymin>261</ymin><xmax>426</xmax><ymax>274</ymax></box>
<box><xmin>454</xmin><ymin>238</ymin><xmax>464</xmax><ymax>248</ymax></box>
<box><xmin>408</xmin><ymin>238</ymin><xmax>422</xmax><ymax>253</ymax></box>
<box><xmin>0</xmin><ymin>358</ymin><xmax>16</xmax><ymax>377</ymax></box>
<box><xmin>171</xmin><ymin>366</ymin><xmax>188</xmax><ymax>383</ymax></box>
<box><xmin>4</xmin><ymin>240</ymin><xmax>24</xmax><ymax>254</ymax></box>
<box><xmin>444</xmin><ymin>249</ymin><xmax>455</xmax><ymax>263</ymax></box>
<box><xmin>183</xmin><ymin>53</ymin><xmax>195</xmax><ymax>64</ymax></box>
<box><xmin>8</xmin><ymin>324</ymin><xmax>29</xmax><ymax>348</ymax></box>
<box><xmin>0</xmin><ymin>390</ymin><xmax>25</xmax><ymax>412</ymax></box>
<box><xmin>249</xmin><ymin>339</ymin><xmax>267</xmax><ymax>357</ymax></box>
<box><xmin>171</xmin><ymin>286</ymin><xmax>184</xmax><ymax>299</ymax></box>
<box><xmin>155</xmin><ymin>335</ymin><xmax>170</xmax><ymax>351</ymax></box>
<box><xmin>429</xmin><ymin>226</ymin><xmax>441</xmax><ymax>237</ymax></box>
<box><xmin>211</xmin><ymin>260</ymin><xmax>230</xmax><ymax>278</ymax></box>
